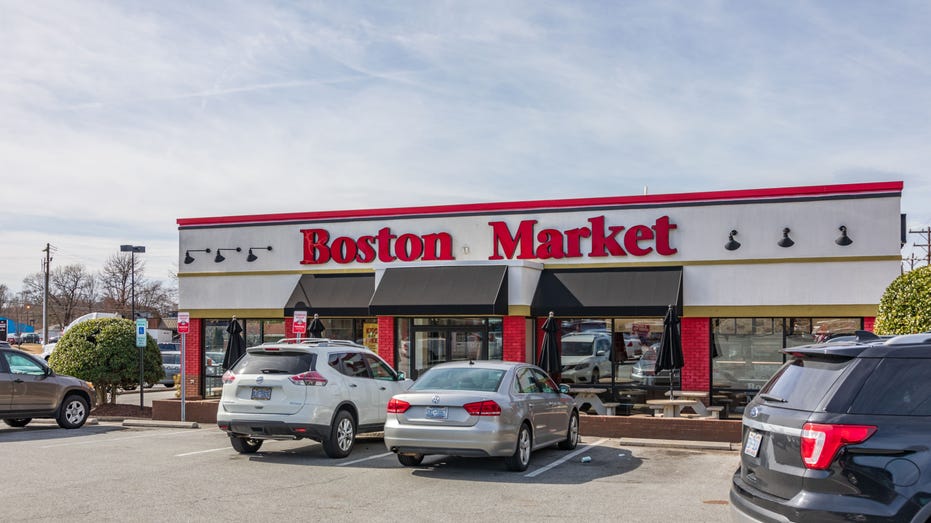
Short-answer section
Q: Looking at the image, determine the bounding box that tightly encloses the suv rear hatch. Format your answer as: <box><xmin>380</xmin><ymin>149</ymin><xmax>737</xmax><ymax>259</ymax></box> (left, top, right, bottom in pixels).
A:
<box><xmin>737</xmin><ymin>346</ymin><xmax>864</xmax><ymax>501</ymax></box>
<box><xmin>223</xmin><ymin>350</ymin><xmax>317</xmax><ymax>416</ymax></box>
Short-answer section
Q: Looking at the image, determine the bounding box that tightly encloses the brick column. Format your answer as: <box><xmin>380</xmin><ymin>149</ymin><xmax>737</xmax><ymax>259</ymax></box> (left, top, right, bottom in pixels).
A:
<box><xmin>863</xmin><ymin>316</ymin><xmax>876</xmax><ymax>332</ymax></box>
<box><xmin>377</xmin><ymin>316</ymin><xmax>395</xmax><ymax>367</ymax></box>
<box><xmin>681</xmin><ymin>317</ymin><xmax>710</xmax><ymax>391</ymax></box>
<box><xmin>181</xmin><ymin>318</ymin><xmax>203</xmax><ymax>399</ymax></box>
<box><xmin>503</xmin><ymin>316</ymin><xmax>528</xmax><ymax>363</ymax></box>
<box><xmin>284</xmin><ymin>316</ymin><xmax>294</xmax><ymax>339</ymax></box>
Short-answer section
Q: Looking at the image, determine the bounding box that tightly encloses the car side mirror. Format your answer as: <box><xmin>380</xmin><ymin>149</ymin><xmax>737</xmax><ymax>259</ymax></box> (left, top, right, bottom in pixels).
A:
<box><xmin>595</xmin><ymin>350</ymin><xmax>605</xmax><ymax>356</ymax></box>
<box><xmin>558</xmin><ymin>384</ymin><xmax>571</xmax><ymax>395</ymax></box>
<box><xmin>397</xmin><ymin>371</ymin><xmax>406</xmax><ymax>381</ymax></box>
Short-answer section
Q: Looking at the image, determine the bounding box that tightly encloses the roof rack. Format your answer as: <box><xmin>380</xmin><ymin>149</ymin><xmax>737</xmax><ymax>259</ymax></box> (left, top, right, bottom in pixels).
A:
<box><xmin>262</xmin><ymin>338</ymin><xmax>366</xmax><ymax>348</ymax></box>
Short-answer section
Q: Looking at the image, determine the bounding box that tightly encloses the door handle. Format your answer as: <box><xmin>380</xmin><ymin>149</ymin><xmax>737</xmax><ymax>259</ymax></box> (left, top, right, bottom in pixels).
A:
<box><xmin>379</xmin><ymin>386</ymin><xmax>387</xmax><ymax>391</ymax></box>
<box><xmin>14</xmin><ymin>378</ymin><xmax>24</xmax><ymax>383</ymax></box>
<box><xmin>349</xmin><ymin>384</ymin><xmax>357</xmax><ymax>388</ymax></box>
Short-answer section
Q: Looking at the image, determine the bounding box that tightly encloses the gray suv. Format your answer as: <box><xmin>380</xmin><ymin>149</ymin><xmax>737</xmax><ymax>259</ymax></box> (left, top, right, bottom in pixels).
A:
<box><xmin>731</xmin><ymin>331</ymin><xmax>931</xmax><ymax>522</ymax></box>
<box><xmin>1</xmin><ymin>346</ymin><xmax>96</xmax><ymax>429</ymax></box>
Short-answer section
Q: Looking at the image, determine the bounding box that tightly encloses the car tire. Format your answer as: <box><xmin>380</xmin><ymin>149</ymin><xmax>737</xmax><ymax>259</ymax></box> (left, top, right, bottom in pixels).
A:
<box><xmin>397</xmin><ymin>453</ymin><xmax>424</xmax><ymax>467</ymax></box>
<box><xmin>230</xmin><ymin>435</ymin><xmax>263</xmax><ymax>454</ymax></box>
<box><xmin>505</xmin><ymin>423</ymin><xmax>532</xmax><ymax>472</ymax></box>
<box><xmin>323</xmin><ymin>410</ymin><xmax>356</xmax><ymax>459</ymax></box>
<box><xmin>56</xmin><ymin>394</ymin><xmax>89</xmax><ymax>429</ymax></box>
<box><xmin>3</xmin><ymin>418</ymin><xmax>32</xmax><ymax>428</ymax></box>
<box><xmin>558</xmin><ymin>411</ymin><xmax>580</xmax><ymax>450</ymax></box>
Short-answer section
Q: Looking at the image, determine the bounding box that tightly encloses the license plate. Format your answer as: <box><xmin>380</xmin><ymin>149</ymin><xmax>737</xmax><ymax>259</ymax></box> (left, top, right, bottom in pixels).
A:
<box><xmin>425</xmin><ymin>406</ymin><xmax>448</xmax><ymax>419</ymax></box>
<box><xmin>251</xmin><ymin>387</ymin><xmax>272</xmax><ymax>400</ymax></box>
<box><xmin>744</xmin><ymin>430</ymin><xmax>762</xmax><ymax>457</ymax></box>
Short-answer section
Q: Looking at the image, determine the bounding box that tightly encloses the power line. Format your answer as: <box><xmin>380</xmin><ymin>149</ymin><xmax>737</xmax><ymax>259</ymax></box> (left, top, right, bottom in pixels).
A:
<box><xmin>910</xmin><ymin>227</ymin><xmax>931</xmax><ymax>267</ymax></box>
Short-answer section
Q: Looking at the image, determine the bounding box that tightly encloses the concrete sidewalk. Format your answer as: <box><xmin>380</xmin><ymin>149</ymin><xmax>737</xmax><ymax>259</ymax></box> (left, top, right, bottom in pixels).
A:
<box><xmin>619</xmin><ymin>437</ymin><xmax>739</xmax><ymax>451</ymax></box>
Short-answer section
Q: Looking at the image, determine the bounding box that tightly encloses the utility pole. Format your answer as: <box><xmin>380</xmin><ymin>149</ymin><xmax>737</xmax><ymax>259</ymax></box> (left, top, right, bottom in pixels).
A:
<box><xmin>42</xmin><ymin>243</ymin><xmax>52</xmax><ymax>343</ymax></box>
<box><xmin>902</xmin><ymin>252</ymin><xmax>920</xmax><ymax>274</ymax></box>
<box><xmin>910</xmin><ymin>227</ymin><xmax>931</xmax><ymax>267</ymax></box>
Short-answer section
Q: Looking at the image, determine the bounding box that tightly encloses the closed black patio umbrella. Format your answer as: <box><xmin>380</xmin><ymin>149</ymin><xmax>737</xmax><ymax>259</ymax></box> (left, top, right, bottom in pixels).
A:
<box><xmin>654</xmin><ymin>305</ymin><xmax>684</xmax><ymax>396</ymax></box>
<box><xmin>537</xmin><ymin>311</ymin><xmax>561</xmax><ymax>383</ymax></box>
<box><xmin>308</xmin><ymin>313</ymin><xmax>326</xmax><ymax>339</ymax></box>
<box><xmin>222</xmin><ymin>317</ymin><xmax>246</xmax><ymax>371</ymax></box>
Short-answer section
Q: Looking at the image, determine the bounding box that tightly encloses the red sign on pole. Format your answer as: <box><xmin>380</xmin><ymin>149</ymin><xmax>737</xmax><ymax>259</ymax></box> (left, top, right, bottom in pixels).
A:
<box><xmin>293</xmin><ymin>311</ymin><xmax>307</xmax><ymax>335</ymax></box>
<box><xmin>177</xmin><ymin>312</ymin><xmax>190</xmax><ymax>334</ymax></box>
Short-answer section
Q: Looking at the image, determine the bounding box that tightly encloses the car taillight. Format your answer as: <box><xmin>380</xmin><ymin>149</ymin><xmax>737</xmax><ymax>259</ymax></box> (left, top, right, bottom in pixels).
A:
<box><xmin>288</xmin><ymin>371</ymin><xmax>327</xmax><ymax>386</ymax></box>
<box><xmin>800</xmin><ymin>423</ymin><xmax>877</xmax><ymax>470</ymax></box>
<box><xmin>387</xmin><ymin>398</ymin><xmax>411</xmax><ymax>413</ymax></box>
<box><xmin>221</xmin><ymin>370</ymin><xmax>236</xmax><ymax>384</ymax></box>
<box><xmin>463</xmin><ymin>400</ymin><xmax>502</xmax><ymax>416</ymax></box>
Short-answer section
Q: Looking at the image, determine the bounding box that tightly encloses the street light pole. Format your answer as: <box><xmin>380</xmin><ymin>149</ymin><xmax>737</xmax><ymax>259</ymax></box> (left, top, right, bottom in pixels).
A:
<box><xmin>120</xmin><ymin>244</ymin><xmax>146</xmax><ymax>410</ymax></box>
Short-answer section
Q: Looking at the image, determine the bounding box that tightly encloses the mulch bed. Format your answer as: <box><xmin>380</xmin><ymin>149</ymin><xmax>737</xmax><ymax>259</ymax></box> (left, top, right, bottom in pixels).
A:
<box><xmin>92</xmin><ymin>404</ymin><xmax>153</xmax><ymax>419</ymax></box>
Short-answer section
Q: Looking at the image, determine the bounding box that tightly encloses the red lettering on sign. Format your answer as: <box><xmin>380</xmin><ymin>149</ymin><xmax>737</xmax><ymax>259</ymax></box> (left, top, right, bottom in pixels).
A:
<box><xmin>300</xmin><ymin>228</ymin><xmax>454</xmax><ymax>265</ymax></box>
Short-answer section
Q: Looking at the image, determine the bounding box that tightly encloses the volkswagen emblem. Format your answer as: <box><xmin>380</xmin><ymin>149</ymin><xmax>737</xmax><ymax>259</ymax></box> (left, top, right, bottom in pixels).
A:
<box><xmin>749</xmin><ymin>406</ymin><xmax>759</xmax><ymax>418</ymax></box>
<box><xmin>432</xmin><ymin>395</ymin><xmax>441</xmax><ymax>404</ymax></box>
<box><xmin>256</xmin><ymin>375</ymin><xmax>264</xmax><ymax>384</ymax></box>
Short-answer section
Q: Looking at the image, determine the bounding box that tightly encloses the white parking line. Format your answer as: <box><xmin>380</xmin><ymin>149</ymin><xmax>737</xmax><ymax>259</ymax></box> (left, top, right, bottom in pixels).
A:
<box><xmin>40</xmin><ymin>430</ymin><xmax>192</xmax><ymax>449</ymax></box>
<box><xmin>524</xmin><ymin>438</ymin><xmax>608</xmax><ymax>478</ymax></box>
<box><xmin>176</xmin><ymin>447</ymin><xmax>230</xmax><ymax>457</ymax></box>
<box><xmin>337</xmin><ymin>451</ymin><xmax>394</xmax><ymax>466</ymax></box>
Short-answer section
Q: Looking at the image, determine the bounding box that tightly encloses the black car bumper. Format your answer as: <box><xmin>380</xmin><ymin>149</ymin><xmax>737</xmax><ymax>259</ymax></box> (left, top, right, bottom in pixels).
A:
<box><xmin>220</xmin><ymin>419</ymin><xmax>330</xmax><ymax>442</ymax></box>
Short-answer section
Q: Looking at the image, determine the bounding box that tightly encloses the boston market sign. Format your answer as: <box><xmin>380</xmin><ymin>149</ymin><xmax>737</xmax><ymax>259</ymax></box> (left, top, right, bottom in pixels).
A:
<box><xmin>301</xmin><ymin>215</ymin><xmax>677</xmax><ymax>265</ymax></box>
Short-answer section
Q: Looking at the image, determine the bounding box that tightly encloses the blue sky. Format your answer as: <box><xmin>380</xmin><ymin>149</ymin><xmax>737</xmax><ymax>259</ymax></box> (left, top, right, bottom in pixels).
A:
<box><xmin>2</xmin><ymin>1</ymin><xmax>930</xmax><ymax>293</ymax></box>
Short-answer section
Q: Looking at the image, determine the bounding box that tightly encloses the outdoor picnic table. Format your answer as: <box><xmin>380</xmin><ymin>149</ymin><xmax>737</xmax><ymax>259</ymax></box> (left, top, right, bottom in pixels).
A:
<box><xmin>567</xmin><ymin>387</ymin><xmax>610</xmax><ymax>415</ymax></box>
<box><xmin>664</xmin><ymin>390</ymin><xmax>709</xmax><ymax>400</ymax></box>
<box><xmin>646</xmin><ymin>398</ymin><xmax>710</xmax><ymax>418</ymax></box>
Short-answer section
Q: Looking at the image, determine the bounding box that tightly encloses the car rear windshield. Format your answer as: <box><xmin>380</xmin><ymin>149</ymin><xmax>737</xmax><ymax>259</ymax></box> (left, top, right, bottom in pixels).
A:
<box><xmin>411</xmin><ymin>367</ymin><xmax>506</xmax><ymax>392</ymax></box>
<box><xmin>162</xmin><ymin>352</ymin><xmax>181</xmax><ymax>365</ymax></box>
<box><xmin>848</xmin><ymin>358</ymin><xmax>931</xmax><ymax>415</ymax></box>
<box><xmin>233</xmin><ymin>352</ymin><xmax>316</xmax><ymax>375</ymax></box>
<box><xmin>760</xmin><ymin>356</ymin><xmax>854</xmax><ymax>411</ymax></box>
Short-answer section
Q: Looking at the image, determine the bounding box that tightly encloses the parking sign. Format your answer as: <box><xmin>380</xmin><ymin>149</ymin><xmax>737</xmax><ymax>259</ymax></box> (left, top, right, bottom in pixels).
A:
<box><xmin>135</xmin><ymin>318</ymin><xmax>147</xmax><ymax>348</ymax></box>
<box><xmin>293</xmin><ymin>310</ymin><xmax>307</xmax><ymax>334</ymax></box>
<box><xmin>177</xmin><ymin>312</ymin><xmax>190</xmax><ymax>334</ymax></box>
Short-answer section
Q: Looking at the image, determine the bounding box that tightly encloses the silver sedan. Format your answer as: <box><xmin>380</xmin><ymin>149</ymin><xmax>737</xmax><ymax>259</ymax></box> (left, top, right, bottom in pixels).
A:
<box><xmin>383</xmin><ymin>361</ymin><xmax>580</xmax><ymax>471</ymax></box>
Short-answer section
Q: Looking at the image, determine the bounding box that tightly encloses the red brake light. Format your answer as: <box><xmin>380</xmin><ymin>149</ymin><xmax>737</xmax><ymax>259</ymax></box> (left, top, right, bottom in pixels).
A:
<box><xmin>800</xmin><ymin>423</ymin><xmax>877</xmax><ymax>469</ymax></box>
<box><xmin>288</xmin><ymin>371</ymin><xmax>327</xmax><ymax>386</ymax></box>
<box><xmin>463</xmin><ymin>400</ymin><xmax>502</xmax><ymax>416</ymax></box>
<box><xmin>387</xmin><ymin>398</ymin><xmax>411</xmax><ymax>414</ymax></box>
<box><xmin>221</xmin><ymin>370</ymin><xmax>236</xmax><ymax>384</ymax></box>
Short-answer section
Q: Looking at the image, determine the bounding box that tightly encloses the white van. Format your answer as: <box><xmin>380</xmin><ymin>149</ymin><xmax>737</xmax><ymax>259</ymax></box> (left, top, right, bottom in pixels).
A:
<box><xmin>41</xmin><ymin>312</ymin><xmax>120</xmax><ymax>361</ymax></box>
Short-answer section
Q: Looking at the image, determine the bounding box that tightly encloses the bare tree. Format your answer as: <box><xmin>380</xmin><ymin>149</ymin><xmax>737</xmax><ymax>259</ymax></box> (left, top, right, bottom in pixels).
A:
<box><xmin>49</xmin><ymin>264</ymin><xmax>96</xmax><ymax>326</ymax></box>
<box><xmin>0</xmin><ymin>283</ymin><xmax>10</xmax><ymax>315</ymax></box>
<box><xmin>98</xmin><ymin>253</ymin><xmax>145</xmax><ymax>318</ymax></box>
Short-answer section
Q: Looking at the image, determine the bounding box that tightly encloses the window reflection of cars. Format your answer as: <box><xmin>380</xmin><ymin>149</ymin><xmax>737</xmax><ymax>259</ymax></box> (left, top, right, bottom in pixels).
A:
<box><xmin>205</xmin><ymin>351</ymin><xmax>225</xmax><ymax>376</ymax></box>
<box><xmin>560</xmin><ymin>332</ymin><xmax>612</xmax><ymax>384</ymax></box>
<box><xmin>160</xmin><ymin>351</ymin><xmax>180</xmax><ymax>387</ymax></box>
<box><xmin>630</xmin><ymin>343</ymin><xmax>680</xmax><ymax>386</ymax></box>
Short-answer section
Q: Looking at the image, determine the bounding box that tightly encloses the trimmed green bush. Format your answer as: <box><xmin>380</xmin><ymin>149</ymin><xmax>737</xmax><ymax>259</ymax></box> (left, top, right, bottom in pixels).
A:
<box><xmin>49</xmin><ymin>317</ymin><xmax>164</xmax><ymax>405</ymax></box>
<box><xmin>875</xmin><ymin>266</ymin><xmax>931</xmax><ymax>335</ymax></box>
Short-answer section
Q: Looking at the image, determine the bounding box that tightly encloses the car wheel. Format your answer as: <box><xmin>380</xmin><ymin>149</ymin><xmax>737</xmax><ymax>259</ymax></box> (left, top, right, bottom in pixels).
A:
<box><xmin>323</xmin><ymin>410</ymin><xmax>356</xmax><ymax>458</ymax></box>
<box><xmin>558</xmin><ymin>411</ymin><xmax>580</xmax><ymax>450</ymax></box>
<box><xmin>229</xmin><ymin>435</ymin><xmax>263</xmax><ymax>454</ymax></box>
<box><xmin>56</xmin><ymin>394</ymin><xmax>89</xmax><ymax>429</ymax></box>
<box><xmin>591</xmin><ymin>368</ymin><xmax>600</xmax><ymax>384</ymax></box>
<box><xmin>397</xmin><ymin>453</ymin><xmax>424</xmax><ymax>467</ymax></box>
<box><xmin>505</xmin><ymin>423</ymin><xmax>532</xmax><ymax>472</ymax></box>
<box><xmin>3</xmin><ymin>418</ymin><xmax>32</xmax><ymax>428</ymax></box>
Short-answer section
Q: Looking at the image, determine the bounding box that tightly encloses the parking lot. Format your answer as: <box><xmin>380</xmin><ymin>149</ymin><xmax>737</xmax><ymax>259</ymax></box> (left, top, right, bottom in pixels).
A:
<box><xmin>1</xmin><ymin>421</ymin><xmax>737</xmax><ymax>522</ymax></box>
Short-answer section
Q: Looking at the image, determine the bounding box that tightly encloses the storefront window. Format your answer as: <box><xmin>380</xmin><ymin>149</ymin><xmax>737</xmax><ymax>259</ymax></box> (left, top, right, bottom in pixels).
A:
<box><xmin>402</xmin><ymin>317</ymin><xmax>499</xmax><ymax>379</ymax></box>
<box><xmin>712</xmin><ymin>317</ymin><xmax>862</xmax><ymax>417</ymax></box>
<box><xmin>203</xmin><ymin>320</ymin><xmax>229</xmax><ymax>398</ymax></box>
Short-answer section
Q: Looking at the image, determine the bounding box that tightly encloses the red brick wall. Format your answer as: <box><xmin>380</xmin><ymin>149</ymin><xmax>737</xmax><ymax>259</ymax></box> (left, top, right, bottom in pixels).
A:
<box><xmin>503</xmin><ymin>316</ymin><xmax>528</xmax><ymax>363</ymax></box>
<box><xmin>284</xmin><ymin>317</ymin><xmax>294</xmax><ymax>339</ymax></box>
<box><xmin>681</xmin><ymin>317</ymin><xmax>710</xmax><ymax>391</ymax></box>
<box><xmin>180</xmin><ymin>318</ymin><xmax>203</xmax><ymax>399</ymax></box>
<box><xmin>863</xmin><ymin>316</ymin><xmax>876</xmax><ymax>332</ymax></box>
<box><xmin>378</xmin><ymin>316</ymin><xmax>395</xmax><ymax>366</ymax></box>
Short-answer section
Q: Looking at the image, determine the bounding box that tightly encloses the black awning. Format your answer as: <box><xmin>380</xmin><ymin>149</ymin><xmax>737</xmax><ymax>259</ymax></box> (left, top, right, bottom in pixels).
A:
<box><xmin>369</xmin><ymin>266</ymin><xmax>508</xmax><ymax>315</ymax></box>
<box><xmin>285</xmin><ymin>274</ymin><xmax>375</xmax><ymax>316</ymax></box>
<box><xmin>530</xmin><ymin>267</ymin><xmax>682</xmax><ymax>317</ymax></box>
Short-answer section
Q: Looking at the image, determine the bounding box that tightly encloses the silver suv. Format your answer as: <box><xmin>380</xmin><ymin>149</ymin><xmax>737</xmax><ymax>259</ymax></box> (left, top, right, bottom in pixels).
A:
<box><xmin>216</xmin><ymin>339</ymin><xmax>411</xmax><ymax>458</ymax></box>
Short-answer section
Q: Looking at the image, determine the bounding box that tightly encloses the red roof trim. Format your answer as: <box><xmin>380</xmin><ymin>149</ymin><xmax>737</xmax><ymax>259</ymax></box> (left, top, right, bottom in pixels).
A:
<box><xmin>177</xmin><ymin>181</ymin><xmax>903</xmax><ymax>227</ymax></box>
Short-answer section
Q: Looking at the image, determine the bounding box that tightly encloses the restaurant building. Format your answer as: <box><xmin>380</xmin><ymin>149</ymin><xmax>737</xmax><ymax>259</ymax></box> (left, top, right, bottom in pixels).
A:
<box><xmin>176</xmin><ymin>181</ymin><xmax>904</xmax><ymax>415</ymax></box>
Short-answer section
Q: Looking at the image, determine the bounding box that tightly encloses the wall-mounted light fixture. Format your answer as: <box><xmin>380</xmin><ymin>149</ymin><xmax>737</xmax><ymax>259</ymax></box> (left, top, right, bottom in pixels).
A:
<box><xmin>835</xmin><ymin>225</ymin><xmax>853</xmax><ymax>246</ymax></box>
<box><xmin>246</xmin><ymin>246</ymin><xmax>273</xmax><ymax>262</ymax></box>
<box><xmin>725</xmin><ymin>230</ymin><xmax>740</xmax><ymax>251</ymax></box>
<box><xmin>214</xmin><ymin>247</ymin><xmax>241</xmax><ymax>263</ymax></box>
<box><xmin>183</xmin><ymin>248</ymin><xmax>211</xmax><ymax>264</ymax></box>
<box><xmin>777</xmin><ymin>227</ymin><xmax>794</xmax><ymax>248</ymax></box>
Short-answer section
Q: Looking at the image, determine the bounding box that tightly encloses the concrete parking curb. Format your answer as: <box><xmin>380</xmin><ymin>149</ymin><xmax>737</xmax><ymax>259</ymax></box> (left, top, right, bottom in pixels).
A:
<box><xmin>31</xmin><ymin>417</ymin><xmax>99</xmax><ymax>426</ymax></box>
<box><xmin>619</xmin><ymin>437</ymin><xmax>738</xmax><ymax>451</ymax></box>
<box><xmin>121</xmin><ymin>419</ymin><xmax>200</xmax><ymax>429</ymax></box>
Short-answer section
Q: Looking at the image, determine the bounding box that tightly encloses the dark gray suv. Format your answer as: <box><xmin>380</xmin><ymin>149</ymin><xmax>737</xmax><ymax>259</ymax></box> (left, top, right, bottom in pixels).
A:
<box><xmin>1</xmin><ymin>346</ymin><xmax>96</xmax><ymax>429</ymax></box>
<box><xmin>731</xmin><ymin>331</ymin><xmax>931</xmax><ymax>523</ymax></box>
